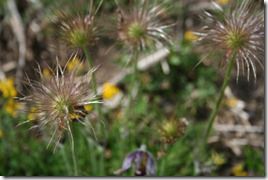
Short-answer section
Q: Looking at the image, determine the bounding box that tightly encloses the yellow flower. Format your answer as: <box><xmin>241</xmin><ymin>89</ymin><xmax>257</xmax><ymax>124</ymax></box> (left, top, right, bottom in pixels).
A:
<box><xmin>211</xmin><ymin>151</ymin><xmax>225</xmax><ymax>166</ymax></box>
<box><xmin>67</xmin><ymin>57</ymin><xmax>84</xmax><ymax>72</ymax></box>
<box><xmin>84</xmin><ymin>104</ymin><xmax>92</xmax><ymax>112</ymax></box>
<box><xmin>231</xmin><ymin>163</ymin><xmax>248</xmax><ymax>176</ymax></box>
<box><xmin>102</xmin><ymin>83</ymin><xmax>120</xmax><ymax>100</ymax></box>
<box><xmin>0</xmin><ymin>78</ymin><xmax>17</xmax><ymax>98</ymax></box>
<box><xmin>0</xmin><ymin>130</ymin><xmax>3</xmax><ymax>138</ymax></box>
<box><xmin>42</xmin><ymin>68</ymin><xmax>52</xmax><ymax>78</ymax></box>
<box><xmin>184</xmin><ymin>31</ymin><xmax>198</xmax><ymax>42</ymax></box>
<box><xmin>70</xmin><ymin>105</ymin><xmax>92</xmax><ymax>120</ymax></box>
<box><xmin>70</xmin><ymin>113</ymin><xmax>80</xmax><ymax>120</ymax></box>
<box><xmin>216</xmin><ymin>0</ymin><xmax>230</xmax><ymax>5</ymax></box>
<box><xmin>226</xmin><ymin>98</ymin><xmax>238</xmax><ymax>107</ymax></box>
<box><xmin>225</xmin><ymin>97</ymin><xmax>245</xmax><ymax>110</ymax></box>
<box><xmin>4</xmin><ymin>99</ymin><xmax>20</xmax><ymax>117</ymax></box>
<box><xmin>27</xmin><ymin>107</ymin><xmax>38</xmax><ymax>120</ymax></box>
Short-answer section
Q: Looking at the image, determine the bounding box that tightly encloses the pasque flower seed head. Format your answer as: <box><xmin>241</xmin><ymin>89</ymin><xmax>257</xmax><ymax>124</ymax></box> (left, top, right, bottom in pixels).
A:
<box><xmin>116</xmin><ymin>0</ymin><xmax>173</xmax><ymax>51</ymax></box>
<box><xmin>18</xmin><ymin>56</ymin><xmax>100</xmax><ymax>152</ymax></box>
<box><xmin>55</xmin><ymin>0</ymin><xmax>103</xmax><ymax>48</ymax></box>
<box><xmin>197</xmin><ymin>0</ymin><xmax>264</xmax><ymax>81</ymax></box>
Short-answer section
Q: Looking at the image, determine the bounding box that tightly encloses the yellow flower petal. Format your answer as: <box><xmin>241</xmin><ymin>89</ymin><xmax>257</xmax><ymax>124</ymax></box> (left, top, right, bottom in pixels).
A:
<box><xmin>0</xmin><ymin>78</ymin><xmax>17</xmax><ymax>98</ymax></box>
<box><xmin>226</xmin><ymin>98</ymin><xmax>238</xmax><ymax>107</ymax></box>
<box><xmin>211</xmin><ymin>151</ymin><xmax>225</xmax><ymax>166</ymax></box>
<box><xmin>184</xmin><ymin>31</ymin><xmax>198</xmax><ymax>41</ymax></box>
<box><xmin>216</xmin><ymin>0</ymin><xmax>230</xmax><ymax>5</ymax></box>
<box><xmin>6</xmin><ymin>78</ymin><xmax>14</xmax><ymax>88</ymax></box>
<box><xmin>27</xmin><ymin>107</ymin><xmax>38</xmax><ymax>120</ymax></box>
<box><xmin>70</xmin><ymin>113</ymin><xmax>80</xmax><ymax>119</ymax></box>
<box><xmin>27</xmin><ymin>113</ymin><xmax>36</xmax><ymax>120</ymax></box>
<box><xmin>67</xmin><ymin>57</ymin><xmax>83</xmax><ymax>72</ymax></box>
<box><xmin>84</xmin><ymin>104</ymin><xmax>92</xmax><ymax>112</ymax></box>
<box><xmin>10</xmin><ymin>88</ymin><xmax>17</xmax><ymax>97</ymax></box>
<box><xmin>43</xmin><ymin>68</ymin><xmax>52</xmax><ymax>78</ymax></box>
<box><xmin>102</xmin><ymin>83</ymin><xmax>121</xmax><ymax>100</ymax></box>
<box><xmin>2</xmin><ymin>88</ymin><xmax>9</xmax><ymax>98</ymax></box>
<box><xmin>232</xmin><ymin>163</ymin><xmax>248</xmax><ymax>176</ymax></box>
<box><xmin>5</xmin><ymin>105</ymin><xmax>15</xmax><ymax>116</ymax></box>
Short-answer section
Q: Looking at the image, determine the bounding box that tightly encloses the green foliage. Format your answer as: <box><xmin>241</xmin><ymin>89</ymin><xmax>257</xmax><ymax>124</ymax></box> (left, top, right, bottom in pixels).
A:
<box><xmin>243</xmin><ymin>146</ymin><xmax>265</xmax><ymax>176</ymax></box>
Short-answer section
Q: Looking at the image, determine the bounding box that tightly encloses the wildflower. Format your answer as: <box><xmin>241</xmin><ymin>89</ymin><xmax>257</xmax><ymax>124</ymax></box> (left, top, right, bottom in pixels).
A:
<box><xmin>27</xmin><ymin>107</ymin><xmax>38</xmax><ymax>120</ymax></box>
<box><xmin>84</xmin><ymin>104</ymin><xmax>92</xmax><ymax>112</ymax></box>
<box><xmin>17</xmin><ymin>59</ymin><xmax>100</xmax><ymax>151</ymax></box>
<box><xmin>0</xmin><ymin>78</ymin><xmax>17</xmax><ymax>98</ymax></box>
<box><xmin>67</xmin><ymin>57</ymin><xmax>84</xmax><ymax>72</ymax></box>
<box><xmin>116</xmin><ymin>0</ymin><xmax>173</xmax><ymax>51</ymax></box>
<box><xmin>158</xmin><ymin>118</ymin><xmax>189</xmax><ymax>143</ymax></box>
<box><xmin>71</xmin><ymin>104</ymin><xmax>93</xmax><ymax>121</ymax></box>
<box><xmin>225</xmin><ymin>97</ymin><xmax>245</xmax><ymax>109</ymax></box>
<box><xmin>102</xmin><ymin>82</ymin><xmax>121</xmax><ymax>100</ymax></box>
<box><xmin>4</xmin><ymin>99</ymin><xmax>20</xmax><ymax>117</ymax></box>
<box><xmin>55</xmin><ymin>0</ymin><xmax>103</xmax><ymax>48</ymax></box>
<box><xmin>0</xmin><ymin>78</ymin><xmax>20</xmax><ymax>117</ymax></box>
<box><xmin>211</xmin><ymin>151</ymin><xmax>225</xmax><ymax>166</ymax></box>
<box><xmin>216</xmin><ymin>0</ymin><xmax>230</xmax><ymax>5</ymax></box>
<box><xmin>184</xmin><ymin>31</ymin><xmax>198</xmax><ymax>42</ymax></box>
<box><xmin>102</xmin><ymin>82</ymin><xmax>123</xmax><ymax>109</ymax></box>
<box><xmin>42</xmin><ymin>68</ymin><xmax>51</xmax><ymax>78</ymax></box>
<box><xmin>198</xmin><ymin>0</ymin><xmax>264</xmax><ymax>81</ymax></box>
<box><xmin>231</xmin><ymin>163</ymin><xmax>248</xmax><ymax>176</ymax></box>
<box><xmin>58</xmin><ymin>13</ymin><xmax>95</xmax><ymax>48</ymax></box>
<box><xmin>115</xmin><ymin>145</ymin><xmax>156</xmax><ymax>176</ymax></box>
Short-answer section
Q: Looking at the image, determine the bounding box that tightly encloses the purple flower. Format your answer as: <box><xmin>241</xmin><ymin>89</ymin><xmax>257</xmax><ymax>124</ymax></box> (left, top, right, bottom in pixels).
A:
<box><xmin>115</xmin><ymin>149</ymin><xmax>156</xmax><ymax>176</ymax></box>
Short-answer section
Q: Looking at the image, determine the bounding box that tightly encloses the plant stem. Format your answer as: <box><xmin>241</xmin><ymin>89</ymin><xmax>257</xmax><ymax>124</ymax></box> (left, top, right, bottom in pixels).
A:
<box><xmin>60</xmin><ymin>145</ymin><xmax>72</xmax><ymax>176</ymax></box>
<box><xmin>126</xmin><ymin>49</ymin><xmax>139</xmax><ymax>119</ymax></box>
<box><xmin>82</xmin><ymin>46</ymin><xmax>102</xmax><ymax>119</ymax></box>
<box><xmin>203</xmin><ymin>53</ymin><xmax>236</xmax><ymax>146</ymax></box>
<box><xmin>70</xmin><ymin>123</ymin><xmax>78</xmax><ymax>176</ymax></box>
<box><xmin>87</xmin><ymin>137</ymin><xmax>98</xmax><ymax>175</ymax></box>
<box><xmin>71</xmin><ymin>145</ymin><xmax>78</xmax><ymax>176</ymax></box>
<box><xmin>83</xmin><ymin>46</ymin><xmax>106</xmax><ymax>176</ymax></box>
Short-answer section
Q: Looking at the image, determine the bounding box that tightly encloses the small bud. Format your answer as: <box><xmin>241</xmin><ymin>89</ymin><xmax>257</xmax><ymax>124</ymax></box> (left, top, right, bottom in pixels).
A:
<box><xmin>159</xmin><ymin>118</ymin><xmax>189</xmax><ymax>143</ymax></box>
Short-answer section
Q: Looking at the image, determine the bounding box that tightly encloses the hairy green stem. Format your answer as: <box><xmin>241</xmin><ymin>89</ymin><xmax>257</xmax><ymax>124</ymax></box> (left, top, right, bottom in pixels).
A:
<box><xmin>60</xmin><ymin>145</ymin><xmax>72</xmax><ymax>175</ymax></box>
<box><xmin>83</xmin><ymin>46</ymin><xmax>102</xmax><ymax>118</ymax></box>
<box><xmin>71</xmin><ymin>146</ymin><xmax>78</xmax><ymax>176</ymax></box>
<box><xmin>87</xmin><ymin>138</ymin><xmax>98</xmax><ymax>175</ymax></box>
<box><xmin>203</xmin><ymin>53</ymin><xmax>236</xmax><ymax>146</ymax></box>
<box><xmin>126</xmin><ymin>49</ymin><xmax>139</xmax><ymax>119</ymax></box>
<box><xmin>70</xmin><ymin>123</ymin><xmax>78</xmax><ymax>176</ymax></box>
<box><xmin>83</xmin><ymin>46</ymin><xmax>106</xmax><ymax>175</ymax></box>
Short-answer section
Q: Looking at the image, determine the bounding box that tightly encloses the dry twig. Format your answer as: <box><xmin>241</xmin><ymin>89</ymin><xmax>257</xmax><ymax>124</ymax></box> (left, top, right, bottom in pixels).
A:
<box><xmin>7</xmin><ymin>0</ymin><xmax>26</xmax><ymax>91</ymax></box>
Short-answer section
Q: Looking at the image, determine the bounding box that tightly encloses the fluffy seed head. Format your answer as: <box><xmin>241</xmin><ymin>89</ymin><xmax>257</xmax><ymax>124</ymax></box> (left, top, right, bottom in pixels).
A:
<box><xmin>18</xmin><ymin>57</ymin><xmax>99</xmax><ymax>152</ymax></box>
<box><xmin>54</xmin><ymin>0</ymin><xmax>102</xmax><ymax>48</ymax></box>
<box><xmin>116</xmin><ymin>0</ymin><xmax>173</xmax><ymax>51</ymax></box>
<box><xmin>57</xmin><ymin>13</ymin><xmax>96</xmax><ymax>48</ymax></box>
<box><xmin>197</xmin><ymin>0</ymin><xmax>264</xmax><ymax>81</ymax></box>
